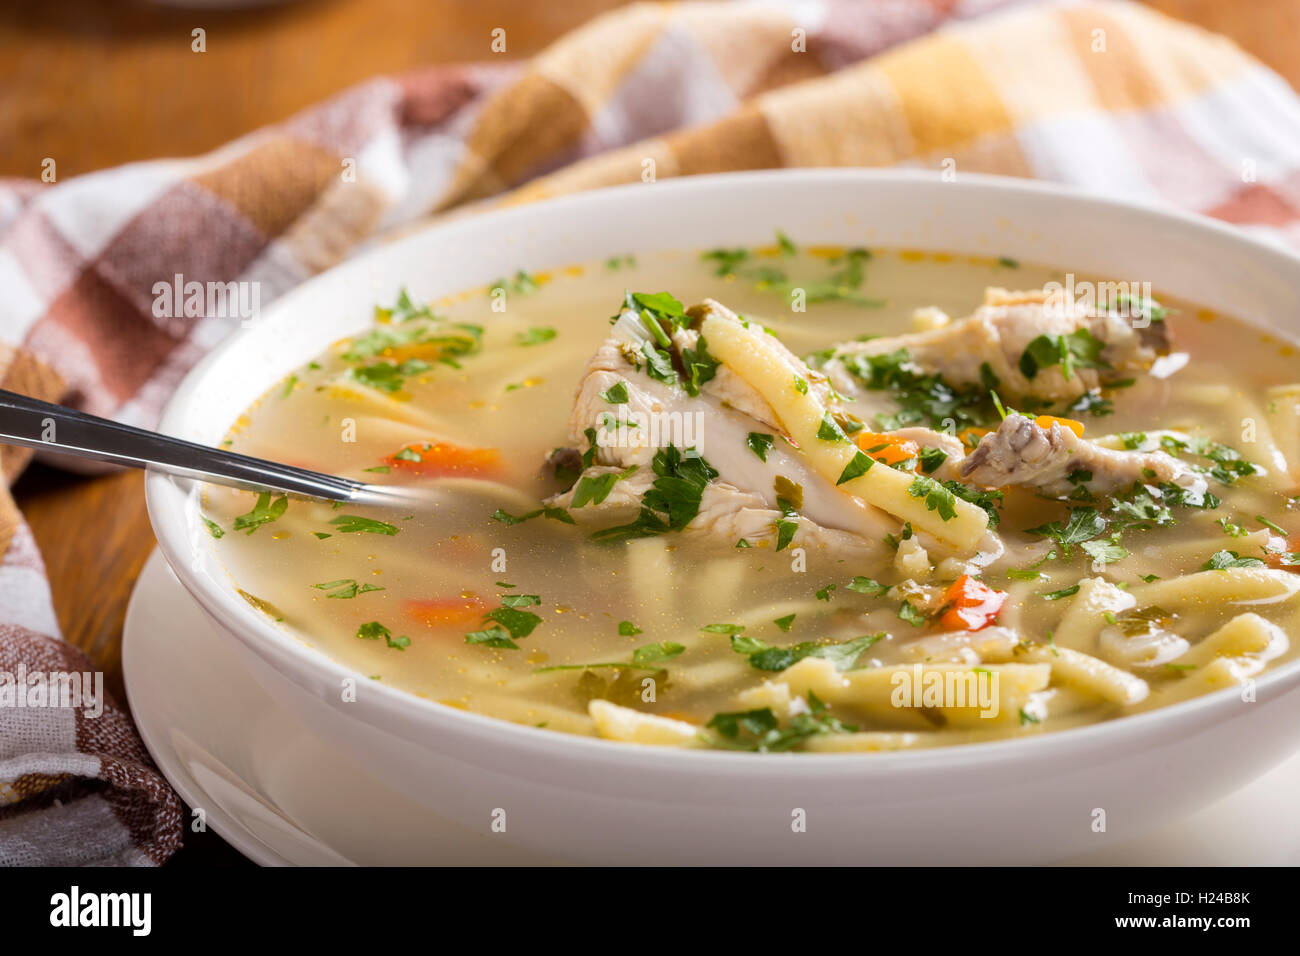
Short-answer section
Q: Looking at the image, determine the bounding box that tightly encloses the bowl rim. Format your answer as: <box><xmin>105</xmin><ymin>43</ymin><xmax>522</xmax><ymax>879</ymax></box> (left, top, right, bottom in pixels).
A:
<box><xmin>146</xmin><ymin>167</ymin><xmax>1300</xmax><ymax>775</ymax></box>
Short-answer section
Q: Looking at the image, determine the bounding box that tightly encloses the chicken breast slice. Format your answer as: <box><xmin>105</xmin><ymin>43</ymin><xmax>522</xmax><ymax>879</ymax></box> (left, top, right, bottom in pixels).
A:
<box><xmin>546</xmin><ymin>298</ymin><xmax>900</xmax><ymax>556</ymax></box>
<box><xmin>827</xmin><ymin>287</ymin><xmax>1169</xmax><ymax>404</ymax></box>
<box><xmin>959</xmin><ymin>414</ymin><xmax>1205</xmax><ymax>498</ymax></box>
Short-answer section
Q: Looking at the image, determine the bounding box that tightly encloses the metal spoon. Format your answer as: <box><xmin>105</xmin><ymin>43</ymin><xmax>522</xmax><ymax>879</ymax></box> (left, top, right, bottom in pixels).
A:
<box><xmin>0</xmin><ymin>388</ymin><xmax>431</xmax><ymax>508</ymax></box>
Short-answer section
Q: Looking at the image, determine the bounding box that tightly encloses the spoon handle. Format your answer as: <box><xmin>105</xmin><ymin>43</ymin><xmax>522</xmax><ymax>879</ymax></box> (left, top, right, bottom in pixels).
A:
<box><xmin>0</xmin><ymin>388</ymin><xmax>381</xmax><ymax>504</ymax></box>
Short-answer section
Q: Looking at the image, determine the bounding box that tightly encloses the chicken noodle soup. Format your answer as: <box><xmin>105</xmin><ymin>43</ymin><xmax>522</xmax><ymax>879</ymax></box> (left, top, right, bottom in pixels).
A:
<box><xmin>204</xmin><ymin>240</ymin><xmax>1300</xmax><ymax>751</ymax></box>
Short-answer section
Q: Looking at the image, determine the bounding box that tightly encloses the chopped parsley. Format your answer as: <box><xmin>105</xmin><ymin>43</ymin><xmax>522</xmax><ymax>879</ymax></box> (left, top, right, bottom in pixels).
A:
<box><xmin>1081</xmin><ymin>534</ymin><xmax>1129</xmax><ymax>565</ymax></box>
<box><xmin>1201</xmin><ymin>550</ymin><xmax>1266</xmax><ymax>570</ymax></box>
<box><xmin>1041</xmin><ymin>584</ymin><xmax>1081</xmax><ymax>601</ymax></box>
<box><xmin>490</xmin><ymin>506</ymin><xmax>575</xmax><ymax>526</ymax></box>
<box><xmin>600</xmin><ymin>381</ymin><xmax>629</xmax><ymax>404</ymax></box>
<box><xmin>775</xmin><ymin>517</ymin><xmax>798</xmax><ymax>552</ymax></box>
<box><xmin>348</xmin><ymin>358</ymin><xmax>432</xmax><ymax>393</ymax></box>
<box><xmin>707</xmin><ymin>693</ymin><xmax>856</xmax><ymax>752</ymax></box>
<box><xmin>897</xmin><ymin>600</ymin><xmax>927</xmax><ymax>626</ymax></box>
<box><xmin>732</xmin><ymin>633</ymin><xmax>882</xmax><ymax>672</ymax></box>
<box><xmin>356</xmin><ymin>621</ymin><xmax>410</xmax><ymax>651</ymax></box>
<box><xmin>843</xmin><ymin>348</ymin><xmax>998</xmax><ymax>432</ymax></box>
<box><xmin>836</xmin><ymin>450</ymin><xmax>874</xmax><ymax>486</ymax></box>
<box><xmin>312</xmin><ymin>578</ymin><xmax>385</xmax><ymax>599</ymax></box>
<box><xmin>816</xmin><ymin>413</ymin><xmax>849</xmax><ymax>443</ymax></box>
<box><xmin>847</xmin><ymin>576</ymin><xmax>889</xmax><ymax>597</ymax></box>
<box><xmin>1026</xmin><ymin>507</ymin><xmax>1106</xmax><ymax>555</ymax></box>
<box><xmin>490</xmin><ymin>270</ymin><xmax>539</xmax><ymax>296</ymax></box>
<box><xmin>1217</xmin><ymin>517</ymin><xmax>1247</xmax><ymax>538</ymax></box>
<box><xmin>328</xmin><ymin>514</ymin><xmax>399</xmax><ymax>535</ymax></box>
<box><xmin>570</xmin><ymin>466</ymin><xmax>638</xmax><ymax>508</ymax></box>
<box><xmin>918</xmin><ymin>446</ymin><xmax>948</xmax><ymax>474</ymax></box>
<box><xmin>233</xmin><ymin>492</ymin><xmax>288</xmax><ymax>535</ymax></box>
<box><xmin>1257</xmin><ymin>515</ymin><xmax>1287</xmax><ymax>536</ymax></box>
<box><xmin>906</xmin><ymin>475</ymin><xmax>957</xmax><ymax>521</ymax></box>
<box><xmin>516</xmin><ymin>327</ymin><xmax>557</xmax><ymax>347</ymax></box>
<box><xmin>747</xmin><ymin>432</ymin><xmax>775</xmax><ymax>462</ymax></box>
<box><xmin>1018</xmin><ymin>329</ymin><xmax>1108</xmax><ymax>381</ymax></box>
<box><xmin>466</xmin><ymin>598</ymin><xmax>545</xmax><ymax>650</ymax></box>
<box><xmin>533</xmin><ymin>641</ymin><xmax>685</xmax><ymax>674</ymax></box>
<box><xmin>945</xmin><ymin>480</ymin><xmax>1003</xmax><ymax>528</ymax></box>
<box><xmin>590</xmin><ymin>446</ymin><xmax>717</xmax><ymax>540</ymax></box>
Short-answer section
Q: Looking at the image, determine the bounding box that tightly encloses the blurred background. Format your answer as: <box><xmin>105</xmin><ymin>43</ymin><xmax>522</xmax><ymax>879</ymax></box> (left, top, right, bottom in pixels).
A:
<box><xmin>3</xmin><ymin>0</ymin><xmax>1299</xmax><ymax>180</ymax></box>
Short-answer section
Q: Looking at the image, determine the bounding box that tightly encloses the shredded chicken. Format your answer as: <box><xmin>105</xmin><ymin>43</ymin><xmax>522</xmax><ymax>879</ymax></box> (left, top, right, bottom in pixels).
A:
<box><xmin>959</xmin><ymin>414</ymin><xmax>1204</xmax><ymax>497</ymax></box>
<box><xmin>828</xmin><ymin>287</ymin><xmax>1170</xmax><ymax>403</ymax></box>
<box><xmin>546</xmin><ymin>298</ymin><xmax>899</xmax><ymax>556</ymax></box>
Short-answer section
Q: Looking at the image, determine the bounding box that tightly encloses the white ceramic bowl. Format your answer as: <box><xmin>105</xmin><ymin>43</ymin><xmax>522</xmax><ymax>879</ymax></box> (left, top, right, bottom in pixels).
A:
<box><xmin>146</xmin><ymin>170</ymin><xmax>1300</xmax><ymax>864</ymax></box>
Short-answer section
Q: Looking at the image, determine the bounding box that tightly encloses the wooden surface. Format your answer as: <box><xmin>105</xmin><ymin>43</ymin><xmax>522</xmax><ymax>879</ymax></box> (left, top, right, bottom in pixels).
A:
<box><xmin>2</xmin><ymin>0</ymin><xmax>1298</xmax><ymax>866</ymax></box>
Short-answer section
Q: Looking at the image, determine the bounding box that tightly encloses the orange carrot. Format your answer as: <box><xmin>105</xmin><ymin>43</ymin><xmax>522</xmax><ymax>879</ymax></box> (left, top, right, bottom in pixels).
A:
<box><xmin>1266</xmin><ymin>538</ymin><xmax>1300</xmax><ymax>573</ymax></box>
<box><xmin>854</xmin><ymin>432</ymin><xmax>920</xmax><ymax>467</ymax></box>
<box><xmin>938</xmin><ymin>575</ymin><xmax>1007</xmax><ymax>631</ymax></box>
<box><xmin>405</xmin><ymin>596</ymin><xmax>490</xmax><ymax>628</ymax></box>
<box><xmin>386</xmin><ymin>441</ymin><xmax>501</xmax><ymax>478</ymax></box>
<box><xmin>1034</xmin><ymin>415</ymin><xmax>1085</xmax><ymax>437</ymax></box>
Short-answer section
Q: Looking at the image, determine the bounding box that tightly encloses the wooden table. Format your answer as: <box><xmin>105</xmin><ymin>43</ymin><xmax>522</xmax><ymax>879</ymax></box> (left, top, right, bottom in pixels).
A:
<box><xmin>2</xmin><ymin>0</ymin><xmax>1297</xmax><ymax>865</ymax></box>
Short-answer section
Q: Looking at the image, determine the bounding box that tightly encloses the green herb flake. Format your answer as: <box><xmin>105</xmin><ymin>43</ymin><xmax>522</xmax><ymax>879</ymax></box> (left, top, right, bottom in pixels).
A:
<box><xmin>836</xmin><ymin>450</ymin><xmax>874</xmax><ymax>486</ymax></box>
<box><xmin>747</xmin><ymin>432</ymin><xmax>775</xmax><ymax>463</ymax></box>
<box><xmin>329</xmin><ymin>515</ymin><xmax>399</xmax><ymax>536</ymax></box>
<box><xmin>233</xmin><ymin>492</ymin><xmax>288</xmax><ymax>535</ymax></box>
<box><xmin>1041</xmin><ymin>584</ymin><xmax>1082</xmax><ymax>600</ymax></box>
<box><xmin>1201</xmin><ymin>550</ymin><xmax>1266</xmax><ymax>570</ymax></box>
<box><xmin>516</xmin><ymin>327</ymin><xmax>557</xmax><ymax>347</ymax></box>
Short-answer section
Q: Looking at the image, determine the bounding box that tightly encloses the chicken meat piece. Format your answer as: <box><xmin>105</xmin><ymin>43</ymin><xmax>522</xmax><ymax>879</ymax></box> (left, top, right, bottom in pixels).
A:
<box><xmin>546</xmin><ymin>298</ymin><xmax>900</xmax><ymax>556</ymax></box>
<box><xmin>547</xmin><ymin>467</ymin><xmax>884</xmax><ymax>556</ymax></box>
<box><xmin>959</xmin><ymin>414</ymin><xmax>1204</xmax><ymax>498</ymax></box>
<box><xmin>827</xmin><ymin>287</ymin><xmax>1170</xmax><ymax>404</ymax></box>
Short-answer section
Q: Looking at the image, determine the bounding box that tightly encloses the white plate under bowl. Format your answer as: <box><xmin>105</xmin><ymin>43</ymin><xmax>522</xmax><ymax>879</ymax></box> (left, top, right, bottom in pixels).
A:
<box><xmin>144</xmin><ymin>170</ymin><xmax>1300</xmax><ymax>865</ymax></box>
<box><xmin>124</xmin><ymin>550</ymin><xmax>1300</xmax><ymax>865</ymax></box>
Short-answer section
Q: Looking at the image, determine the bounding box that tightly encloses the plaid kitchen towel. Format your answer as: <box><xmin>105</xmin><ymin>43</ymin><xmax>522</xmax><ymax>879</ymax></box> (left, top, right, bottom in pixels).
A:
<box><xmin>3</xmin><ymin>0</ymin><xmax>1300</xmax><ymax>864</ymax></box>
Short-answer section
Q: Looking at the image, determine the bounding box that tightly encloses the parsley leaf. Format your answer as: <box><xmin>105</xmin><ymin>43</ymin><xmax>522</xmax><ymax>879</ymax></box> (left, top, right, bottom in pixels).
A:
<box><xmin>329</xmin><ymin>515</ymin><xmax>399</xmax><ymax>535</ymax></box>
<box><xmin>1026</xmin><ymin>507</ymin><xmax>1106</xmax><ymax>554</ymax></box>
<box><xmin>907</xmin><ymin>475</ymin><xmax>957</xmax><ymax>521</ymax></box>
<box><xmin>233</xmin><ymin>492</ymin><xmax>288</xmax><ymax>535</ymax></box>
<box><xmin>747</xmin><ymin>432</ymin><xmax>774</xmax><ymax>462</ymax></box>
<box><xmin>1201</xmin><ymin>550</ymin><xmax>1266</xmax><ymax>570</ymax></box>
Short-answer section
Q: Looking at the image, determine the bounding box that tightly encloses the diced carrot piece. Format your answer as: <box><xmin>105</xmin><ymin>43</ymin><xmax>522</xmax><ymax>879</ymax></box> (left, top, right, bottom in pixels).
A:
<box><xmin>1266</xmin><ymin>538</ymin><xmax>1300</xmax><ymax>573</ymax></box>
<box><xmin>1034</xmin><ymin>415</ymin><xmax>1085</xmax><ymax>437</ymax></box>
<box><xmin>405</xmin><ymin>596</ymin><xmax>490</xmax><ymax>628</ymax></box>
<box><xmin>854</xmin><ymin>432</ymin><xmax>920</xmax><ymax>467</ymax></box>
<box><xmin>938</xmin><ymin>574</ymin><xmax>1007</xmax><ymax>631</ymax></box>
<box><xmin>958</xmin><ymin>426</ymin><xmax>990</xmax><ymax>449</ymax></box>
<box><xmin>386</xmin><ymin>441</ymin><xmax>501</xmax><ymax>478</ymax></box>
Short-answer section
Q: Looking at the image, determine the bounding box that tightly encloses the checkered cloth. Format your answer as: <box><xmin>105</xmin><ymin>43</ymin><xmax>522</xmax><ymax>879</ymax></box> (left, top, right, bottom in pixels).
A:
<box><xmin>3</xmin><ymin>0</ymin><xmax>1299</xmax><ymax>864</ymax></box>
